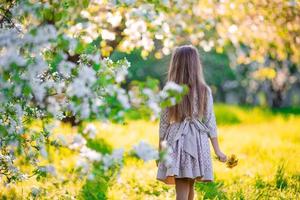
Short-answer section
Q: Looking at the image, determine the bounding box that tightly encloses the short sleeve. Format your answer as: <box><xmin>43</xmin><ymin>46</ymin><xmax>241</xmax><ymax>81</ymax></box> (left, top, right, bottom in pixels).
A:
<box><xmin>203</xmin><ymin>87</ymin><xmax>218</xmax><ymax>138</ymax></box>
<box><xmin>159</xmin><ymin>108</ymin><xmax>170</xmax><ymax>140</ymax></box>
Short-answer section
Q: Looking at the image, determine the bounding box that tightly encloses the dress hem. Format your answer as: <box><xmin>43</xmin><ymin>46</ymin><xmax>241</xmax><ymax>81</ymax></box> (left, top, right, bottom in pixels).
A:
<box><xmin>156</xmin><ymin>175</ymin><xmax>214</xmax><ymax>185</ymax></box>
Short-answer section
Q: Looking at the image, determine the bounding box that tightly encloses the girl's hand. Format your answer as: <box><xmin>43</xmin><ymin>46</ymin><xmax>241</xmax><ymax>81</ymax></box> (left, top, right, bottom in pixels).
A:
<box><xmin>215</xmin><ymin>150</ymin><xmax>227</xmax><ymax>162</ymax></box>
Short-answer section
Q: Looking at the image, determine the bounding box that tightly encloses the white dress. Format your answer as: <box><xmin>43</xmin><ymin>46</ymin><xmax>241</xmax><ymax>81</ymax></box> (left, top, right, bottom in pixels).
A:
<box><xmin>156</xmin><ymin>87</ymin><xmax>218</xmax><ymax>185</ymax></box>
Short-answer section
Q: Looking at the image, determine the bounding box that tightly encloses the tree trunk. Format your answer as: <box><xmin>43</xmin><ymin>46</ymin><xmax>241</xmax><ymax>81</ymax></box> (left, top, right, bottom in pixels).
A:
<box><xmin>270</xmin><ymin>89</ymin><xmax>284</xmax><ymax>108</ymax></box>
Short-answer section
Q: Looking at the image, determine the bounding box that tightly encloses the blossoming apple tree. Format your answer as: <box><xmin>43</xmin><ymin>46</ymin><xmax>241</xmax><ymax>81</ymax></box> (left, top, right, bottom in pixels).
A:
<box><xmin>76</xmin><ymin>0</ymin><xmax>300</xmax><ymax>106</ymax></box>
<box><xmin>0</xmin><ymin>1</ymin><xmax>188</xmax><ymax>184</ymax></box>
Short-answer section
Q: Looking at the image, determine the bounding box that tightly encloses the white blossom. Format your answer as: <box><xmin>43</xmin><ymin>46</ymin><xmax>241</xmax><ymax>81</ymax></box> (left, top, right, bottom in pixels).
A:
<box><xmin>116</xmin><ymin>88</ymin><xmax>130</xmax><ymax>109</ymax></box>
<box><xmin>107</xmin><ymin>11</ymin><xmax>122</xmax><ymax>27</ymax></box>
<box><xmin>102</xmin><ymin>148</ymin><xmax>124</xmax><ymax>171</ymax></box>
<box><xmin>67</xmin><ymin>78</ymin><xmax>90</xmax><ymax>98</ymax></box>
<box><xmin>39</xmin><ymin>165</ymin><xmax>56</xmax><ymax>176</ymax></box>
<box><xmin>31</xmin><ymin>187</ymin><xmax>41</xmax><ymax>197</ymax></box>
<box><xmin>66</xmin><ymin>66</ymin><xmax>97</xmax><ymax>99</ymax></box>
<box><xmin>39</xmin><ymin>145</ymin><xmax>48</xmax><ymax>158</ymax></box>
<box><xmin>120</xmin><ymin>0</ymin><xmax>136</xmax><ymax>5</ymax></box>
<box><xmin>80</xmin><ymin>98</ymin><xmax>91</xmax><ymax>119</ymax></box>
<box><xmin>56</xmin><ymin>134</ymin><xmax>67</xmax><ymax>146</ymax></box>
<box><xmin>58</xmin><ymin>60</ymin><xmax>76</xmax><ymax>78</ymax></box>
<box><xmin>111</xmin><ymin>148</ymin><xmax>124</xmax><ymax>161</ymax></box>
<box><xmin>115</xmin><ymin>67</ymin><xmax>128</xmax><ymax>83</ymax></box>
<box><xmin>83</xmin><ymin>123</ymin><xmax>97</xmax><ymax>139</ymax></box>
<box><xmin>0</xmin><ymin>47</ymin><xmax>26</xmax><ymax>69</ymax></box>
<box><xmin>87</xmin><ymin>173</ymin><xmax>95</xmax><ymax>180</ymax></box>
<box><xmin>47</xmin><ymin>96</ymin><xmax>62</xmax><ymax>117</ymax></box>
<box><xmin>69</xmin><ymin>134</ymin><xmax>87</xmax><ymax>150</ymax></box>
<box><xmin>86</xmin><ymin>53</ymin><xmax>101</xmax><ymax>64</ymax></box>
<box><xmin>79</xmin><ymin>146</ymin><xmax>102</xmax><ymax>162</ymax></box>
<box><xmin>78</xmin><ymin>65</ymin><xmax>97</xmax><ymax>84</ymax></box>
<box><xmin>148</xmin><ymin>101</ymin><xmax>161</xmax><ymax>117</ymax></box>
<box><xmin>163</xmin><ymin>81</ymin><xmax>183</xmax><ymax>93</ymax></box>
<box><xmin>133</xmin><ymin>141</ymin><xmax>159</xmax><ymax>161</ymax></box>
<box><xmin>76</xmin><ymin>158</ymin><xmax>90</xmax><ymax>173</ymax></box>
<box><xmin>170</xmin><ymin>97</ymin><xmax>176</xmax><ymax>105</ymax></box>
<box><xmin>30</xmin><ymin>80</ymin><xmax>46</xmax><ymax>102</ymax></box>
<box><xmin>101</xmin><ymin>29</ymin><xmax>116</xmax><ymax>41</ymax></box>
<box><xmin>142</xmin><ymin>88</ymin><xmax>154</xmax><ymax>97</ymax></box>
<box><xmin>128</xmin><ymin>90</ymin><xmax>142</xmax><ymax>106</ymax></box>
<box><xmin>102</xmin><ymin>155</ymin><xmax>114</xmax><ymax>171</ymax></box>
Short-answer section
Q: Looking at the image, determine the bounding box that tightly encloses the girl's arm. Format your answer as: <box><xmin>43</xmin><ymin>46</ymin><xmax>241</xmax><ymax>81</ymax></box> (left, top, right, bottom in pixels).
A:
<box><xmin>210</xmin><ymin>137</ymin><xmax>227</xmax><ymax>162</ymax></box>
<box><xmin>204</xmin><ymin>87</ymin><xmax>227</xmax><ymax>162</ymax></box>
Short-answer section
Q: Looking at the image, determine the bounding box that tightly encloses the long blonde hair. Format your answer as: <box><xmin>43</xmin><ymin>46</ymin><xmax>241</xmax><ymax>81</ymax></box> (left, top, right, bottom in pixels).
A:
<box><xmin>167</xmin><ymin>45</ymin><xmax>208</xmax><ymax>122</ymax></box>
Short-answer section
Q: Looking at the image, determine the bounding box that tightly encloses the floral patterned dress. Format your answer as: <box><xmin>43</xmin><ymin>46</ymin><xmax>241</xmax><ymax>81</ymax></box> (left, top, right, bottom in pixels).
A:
<box><xmin>156</xmin><ymin>87</ymin><xmax>218</xmax><ymax>185</ymax></box>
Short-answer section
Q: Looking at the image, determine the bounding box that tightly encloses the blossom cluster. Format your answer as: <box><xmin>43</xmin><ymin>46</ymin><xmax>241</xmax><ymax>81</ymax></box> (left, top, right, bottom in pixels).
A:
<box><xmin>67</xmin><ymin>0</ymin><xmax>176</xmax><ymax>58</ymax></box>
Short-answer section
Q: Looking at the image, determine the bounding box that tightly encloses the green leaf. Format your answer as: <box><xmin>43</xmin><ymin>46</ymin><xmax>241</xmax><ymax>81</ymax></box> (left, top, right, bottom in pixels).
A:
<box><xmin>54</xmin><ymin>12</ymin><xmax>63</xmax><ymax>22</ymax></box>
<box><xmin>42</xmin><ymin>8</ymin><xmax>53</xmax><ymax>21</ymax></box>
<box><xmin>82</xmin><ymin>0</ymin><xmax>90</xmax><ymax>8</ymax></box>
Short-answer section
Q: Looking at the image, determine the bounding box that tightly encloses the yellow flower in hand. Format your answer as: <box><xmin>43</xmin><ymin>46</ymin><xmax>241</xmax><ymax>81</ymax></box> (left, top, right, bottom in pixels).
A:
<box><xmin>226</xmin><ymin>154</ymin><xmax>238</xmax><ymax>168</ymax></box>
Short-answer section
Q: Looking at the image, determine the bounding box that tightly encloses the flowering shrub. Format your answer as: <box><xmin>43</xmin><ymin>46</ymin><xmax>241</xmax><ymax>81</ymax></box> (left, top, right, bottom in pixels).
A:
<box><xmin>0</xmin><ymin>1</ymin><xmax>188</xmax><ymax>185</ymax></box>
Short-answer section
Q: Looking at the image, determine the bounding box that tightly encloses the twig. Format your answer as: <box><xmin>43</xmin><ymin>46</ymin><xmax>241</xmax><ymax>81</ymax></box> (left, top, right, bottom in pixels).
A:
<box><xmin>0</xmin><ymin>13</ymin><xmax>23</xmax><ymax>33</ymax></box>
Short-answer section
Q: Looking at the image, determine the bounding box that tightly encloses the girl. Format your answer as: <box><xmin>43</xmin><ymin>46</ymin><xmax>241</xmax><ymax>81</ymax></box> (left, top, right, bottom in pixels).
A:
<box><xmin>156</xmin><ymin>45</ymin><xmax>227</xmax><ymax>200</ymax></box>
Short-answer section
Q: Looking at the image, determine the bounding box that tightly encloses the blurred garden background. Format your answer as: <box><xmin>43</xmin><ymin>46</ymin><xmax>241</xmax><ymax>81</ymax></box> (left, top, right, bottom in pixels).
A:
<box><xmin>0</xmin><ymin>0</ymin><xmax>299</xmax><ymax>199</ymax></box>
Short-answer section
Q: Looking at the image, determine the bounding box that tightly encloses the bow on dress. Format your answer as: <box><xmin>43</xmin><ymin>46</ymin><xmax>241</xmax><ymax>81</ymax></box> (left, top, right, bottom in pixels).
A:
<box><xmin>172</xmin><ymin>117</ymin><xmax>210</xmax><ymax>159</ymax></box>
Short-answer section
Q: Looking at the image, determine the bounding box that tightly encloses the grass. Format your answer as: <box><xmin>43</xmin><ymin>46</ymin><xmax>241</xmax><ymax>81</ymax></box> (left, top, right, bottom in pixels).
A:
<box><xmin>97</xmin><ymin>104</ymin><xmax>300</xmax><ymax>199</ymax></box>
<box><xmin>0</xmin><ymin>104</ymin><xmax>300</xmax><ymax>199</ymax></box>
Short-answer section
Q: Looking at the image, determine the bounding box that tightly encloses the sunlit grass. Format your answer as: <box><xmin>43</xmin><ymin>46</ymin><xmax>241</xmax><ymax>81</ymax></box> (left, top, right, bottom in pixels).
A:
<box><xmin>96</xmin><ymin>105</ymin><xmax>300</xmax><ymax>199</ymax></box>
<box><xmin>1</xmin><ymin>105</ymin><xmax>299</xmax><ymax>199</ymax></box>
